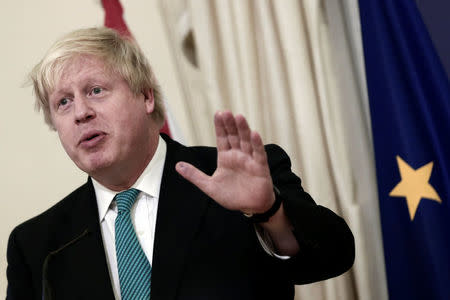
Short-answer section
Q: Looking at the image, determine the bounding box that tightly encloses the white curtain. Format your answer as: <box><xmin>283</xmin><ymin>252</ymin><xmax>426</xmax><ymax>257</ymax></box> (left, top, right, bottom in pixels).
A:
<box><xmin>158</xmin><ymin>0</ymin><xmax>388</xmax><ymax>299</ymax></box>
<box><xmin>322</xmin><ymin>1</ymin><xmax>388</xmax><ymax>299</ymax></box>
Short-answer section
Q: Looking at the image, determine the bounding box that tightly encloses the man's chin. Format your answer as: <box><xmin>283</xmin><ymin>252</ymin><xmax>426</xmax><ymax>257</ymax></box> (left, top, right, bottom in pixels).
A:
<box><xmin>76</xmin><ymin>158</ymin><xmax>113</xmax><ymax>177</ymax></box>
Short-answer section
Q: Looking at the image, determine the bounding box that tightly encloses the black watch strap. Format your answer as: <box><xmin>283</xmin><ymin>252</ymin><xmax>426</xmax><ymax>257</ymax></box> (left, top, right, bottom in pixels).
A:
<box><xmin>244</xmin><ymin>186</ymin><xmax>283</xmax><ymax>223</ymax></box>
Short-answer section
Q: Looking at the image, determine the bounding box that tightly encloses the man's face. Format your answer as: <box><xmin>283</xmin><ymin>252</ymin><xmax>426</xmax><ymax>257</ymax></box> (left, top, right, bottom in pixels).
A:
<box><xmin>49</xmin><ymin>56</ymin><xmax>155</xmax><ymax>177</ymax></box>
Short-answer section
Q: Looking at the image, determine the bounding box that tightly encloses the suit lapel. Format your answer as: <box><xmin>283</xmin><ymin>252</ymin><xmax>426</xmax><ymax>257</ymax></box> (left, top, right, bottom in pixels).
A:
<box><xmin>45</xmin><ymin>137</ymin><xmax>212</xmax><ymax>299</ymax></box>
<box><xmin>45</xmin><ymin>179</ymin><xmax>115</xmax><ymax>299</ymax></box>
<box><xmin>151</xmin><ymin>137</ymin><xmax>211</xmax><ymax>300</ymax></box>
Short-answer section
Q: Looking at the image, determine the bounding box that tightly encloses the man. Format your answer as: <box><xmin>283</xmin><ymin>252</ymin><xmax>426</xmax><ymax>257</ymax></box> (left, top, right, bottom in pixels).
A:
<box><xmin>6</xmin><ymin>27</ymin><xmax>354</xmax><ymax>300</ymax></box>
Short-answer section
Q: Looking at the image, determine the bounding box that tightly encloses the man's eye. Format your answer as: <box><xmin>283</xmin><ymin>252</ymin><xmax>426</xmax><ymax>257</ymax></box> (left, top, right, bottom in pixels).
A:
<box><xmin>59</xmin><ymin>98</ymin><xmax>69</xmax><ymax>107</ymax></box>
<box><xmin>91</xmin><ymin>87</ymin><xmax>103</xmax><ymax>95</ymax></box>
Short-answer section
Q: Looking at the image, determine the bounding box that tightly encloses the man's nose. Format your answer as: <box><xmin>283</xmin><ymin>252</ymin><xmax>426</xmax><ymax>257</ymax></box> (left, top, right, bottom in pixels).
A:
<box><xmin>74</xmin><ymin>97</ymin><xmax>96</xmax><ymax>124</ymax></box>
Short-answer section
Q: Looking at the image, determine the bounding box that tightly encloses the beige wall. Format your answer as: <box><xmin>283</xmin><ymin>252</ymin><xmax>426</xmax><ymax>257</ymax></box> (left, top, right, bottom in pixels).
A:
<box><xmin>0</xmin><ymin>0</ymin><xmax>185</xmax><ymax>295</ymax></box>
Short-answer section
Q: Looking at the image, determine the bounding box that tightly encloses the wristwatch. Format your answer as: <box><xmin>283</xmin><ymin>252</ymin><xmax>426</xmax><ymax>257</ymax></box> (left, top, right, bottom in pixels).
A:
<box><xmin>243</xmin><ymin>186</ymin><xmax>283</xmax><ymax>223</ymax></box>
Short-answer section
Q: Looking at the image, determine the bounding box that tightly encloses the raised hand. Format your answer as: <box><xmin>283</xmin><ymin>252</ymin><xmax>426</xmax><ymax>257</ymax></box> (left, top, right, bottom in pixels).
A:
<box><xmin>175</xmin><ymin>111</ymin><xmax>275</xmax><ymax>214</ymax></box>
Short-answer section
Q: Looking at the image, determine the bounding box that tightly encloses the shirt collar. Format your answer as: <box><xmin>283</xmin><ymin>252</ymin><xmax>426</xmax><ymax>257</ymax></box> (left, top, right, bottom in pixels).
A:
<box><xmin>92</xmin><ymin>136</ymin><xmax>167</xmax><ymax>222</ymax></box>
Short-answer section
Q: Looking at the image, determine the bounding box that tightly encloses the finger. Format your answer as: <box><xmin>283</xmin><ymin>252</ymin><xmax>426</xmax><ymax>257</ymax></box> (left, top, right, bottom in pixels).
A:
<box><xmin>235</xmin><ymin>114</ymin><xmax>252</xmax><ymax>155</ymax></box>
<box><xmin>250</xmin><ymin>131</ymin><xmax>268</xmax><ymax>164</ymax></box>
<box><xmin>176</xmin><ymin>161</ymin><xmax>214</xmax><ymax>196</ymax></box>
<box><xmin>214</xmin><ymin>111</ymin><xmax>231</xmax><ymax>150</ymax></box>
<box><xmin>222</xmin><ymin>111</ymin><xmax>240</xmax><ymax>149</ymax></box>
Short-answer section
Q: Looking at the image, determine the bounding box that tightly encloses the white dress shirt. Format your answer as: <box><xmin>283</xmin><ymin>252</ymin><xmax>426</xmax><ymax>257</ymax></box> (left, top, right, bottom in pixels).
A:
<box><xmin>92</xmin><ymin>136</ymin><xmax>166</xmax><ymax>300</ymax></box>
<box><xmin>92</xmin><ymin>136</ymin><xmax>288</xmax><ymax>299</ymax></box>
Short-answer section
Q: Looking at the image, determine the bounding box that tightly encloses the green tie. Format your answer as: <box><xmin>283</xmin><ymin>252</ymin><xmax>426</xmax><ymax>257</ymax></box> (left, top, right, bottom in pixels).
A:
<box><xmin>115</xmin><ymin>188</ymin><xmax>151</xmax><ymax>299</ymax></box>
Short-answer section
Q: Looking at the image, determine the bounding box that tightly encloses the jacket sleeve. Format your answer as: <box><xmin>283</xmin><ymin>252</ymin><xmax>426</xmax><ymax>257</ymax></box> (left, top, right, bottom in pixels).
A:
<box><xmin>265</xmin><ymin>144</ymin><xmax>355</xmax><ymax>284</ymax></box>
<box><xmin>6</xmin><ymin>227</ymin><xmax>35</xmax><ymax>300</ymax></box>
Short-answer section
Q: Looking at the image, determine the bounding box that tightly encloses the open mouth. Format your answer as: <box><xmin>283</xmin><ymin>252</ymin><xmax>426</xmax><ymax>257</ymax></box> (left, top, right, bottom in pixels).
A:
<box><xmin>85</xmin><ymin>133</ymin><xmax>100</xmax><ymax>141</ymax></box>
<box><xmin>79</xmin><ymin>131</ymin><xmax>106</xmax><ymax>147</ymax></box>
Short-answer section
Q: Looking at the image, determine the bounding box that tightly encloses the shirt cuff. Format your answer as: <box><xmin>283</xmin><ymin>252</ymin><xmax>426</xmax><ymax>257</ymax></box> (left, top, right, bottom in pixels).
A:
<box><xmin>254</xmin><ymin>225</ymin><xmax>291</xmax><ymax>260</ymax></box>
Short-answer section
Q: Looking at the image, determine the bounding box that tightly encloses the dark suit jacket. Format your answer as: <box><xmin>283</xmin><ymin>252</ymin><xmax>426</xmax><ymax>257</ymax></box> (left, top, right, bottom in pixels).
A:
<box><xmin>6</xmin><ymin>135</ymin><xmax>354</xmax><ymax>300</ymax></box>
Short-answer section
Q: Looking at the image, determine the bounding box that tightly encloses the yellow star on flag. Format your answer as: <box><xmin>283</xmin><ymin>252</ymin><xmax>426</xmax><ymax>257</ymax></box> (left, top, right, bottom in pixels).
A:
<box><xmin>389</xmin><ymin>155</ymin><xmax>441</xmax><ymax>220</ymax></box>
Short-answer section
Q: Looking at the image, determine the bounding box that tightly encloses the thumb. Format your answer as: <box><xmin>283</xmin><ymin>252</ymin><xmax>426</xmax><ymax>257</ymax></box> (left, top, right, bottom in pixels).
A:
<box><xmin>175</xmin><ymin>161</ymin><xmax>212</xmax><ymax>195</ymax></box>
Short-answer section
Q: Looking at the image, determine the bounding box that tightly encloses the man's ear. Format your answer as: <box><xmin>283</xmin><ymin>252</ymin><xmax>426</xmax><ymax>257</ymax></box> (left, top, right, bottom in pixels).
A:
<box><xmin>143</xmin><ymin>88</ymin><xmax>155</xmax><ymax>114</ymax></box>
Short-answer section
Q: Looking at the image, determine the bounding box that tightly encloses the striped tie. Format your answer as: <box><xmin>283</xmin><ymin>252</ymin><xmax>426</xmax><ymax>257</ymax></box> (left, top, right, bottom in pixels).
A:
<box><xmin>115</xmin><ymin>188</ymin><xmax>151</xmax><ymax>299</ymax></box>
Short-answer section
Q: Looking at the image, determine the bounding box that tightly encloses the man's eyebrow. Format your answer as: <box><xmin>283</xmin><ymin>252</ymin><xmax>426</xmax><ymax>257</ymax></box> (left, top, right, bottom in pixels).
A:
<box><xmin>49</xmin><ymin>88</ymin><xmax>72</xmax><ymax>101</ymax></box>
<box><xmin>84</xmin><ymin>74</ymin><xmax>115</xmax><ymax>84</ymax></box>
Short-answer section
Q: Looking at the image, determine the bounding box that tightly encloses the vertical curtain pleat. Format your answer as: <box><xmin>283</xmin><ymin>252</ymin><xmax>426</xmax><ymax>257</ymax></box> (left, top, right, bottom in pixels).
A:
<box><xmin>324</xmin><ymin>1</ymin><xmax>388</xmax><ymax>299</ymax></box>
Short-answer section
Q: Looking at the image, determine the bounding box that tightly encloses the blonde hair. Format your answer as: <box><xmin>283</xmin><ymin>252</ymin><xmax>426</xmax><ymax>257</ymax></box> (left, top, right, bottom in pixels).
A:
<box><xmin>29</xmin><ymin>27</ymin><xmax>165</xmax><ymax>129</ymax></box>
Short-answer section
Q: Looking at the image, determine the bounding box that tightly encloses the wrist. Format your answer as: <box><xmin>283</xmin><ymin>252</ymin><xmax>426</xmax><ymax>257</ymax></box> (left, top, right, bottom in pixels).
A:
<box><xmin>243</xmin><ymin>186</ymin><xmax>283</xmax><ymax>223</ymax></box>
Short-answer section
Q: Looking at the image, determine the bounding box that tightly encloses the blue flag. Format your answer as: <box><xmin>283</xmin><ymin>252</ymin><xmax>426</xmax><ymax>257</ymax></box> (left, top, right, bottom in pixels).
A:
<box><xmin>359</xmin><ymin>1</ymin><xmax>450</xmax><ymax>299</ymax></box>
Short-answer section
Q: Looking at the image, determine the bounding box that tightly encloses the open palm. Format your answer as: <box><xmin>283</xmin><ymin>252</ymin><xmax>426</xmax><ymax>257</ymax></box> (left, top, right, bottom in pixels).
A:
<box><xmin>176</xmin><ymin>111</ymin><xmax>275</xmax><ymax>214</ymax></box>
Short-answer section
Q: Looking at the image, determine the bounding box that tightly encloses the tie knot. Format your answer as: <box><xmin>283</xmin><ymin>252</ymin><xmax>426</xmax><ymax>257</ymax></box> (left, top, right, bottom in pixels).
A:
<box><xmin>115</xmin><ymin>188</ymin><xmax>140</xmax><ymax>214</ymax></box>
